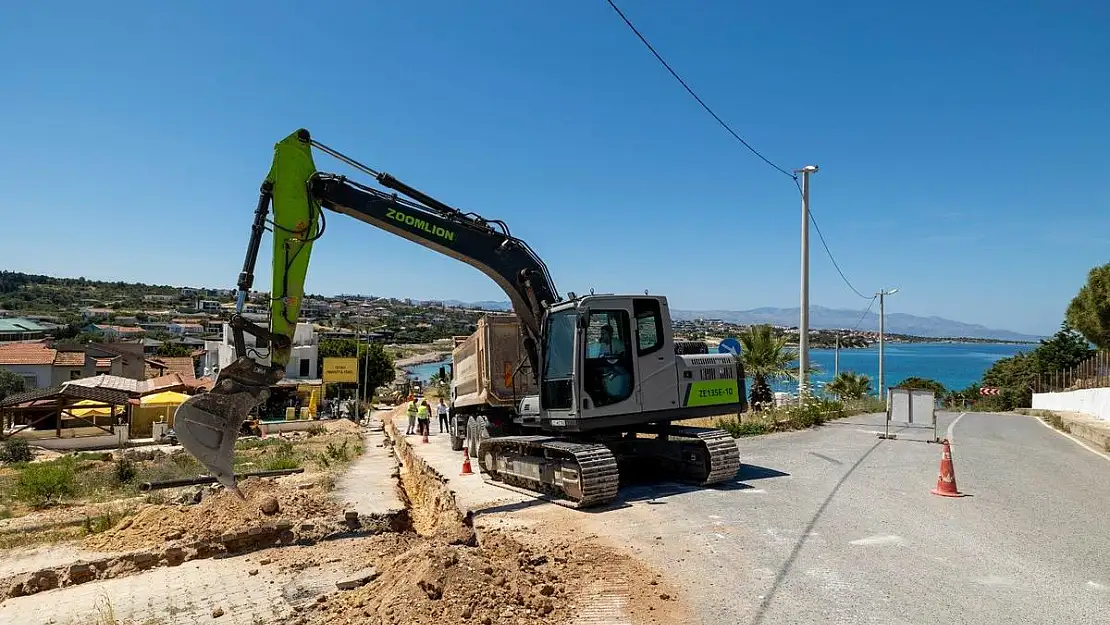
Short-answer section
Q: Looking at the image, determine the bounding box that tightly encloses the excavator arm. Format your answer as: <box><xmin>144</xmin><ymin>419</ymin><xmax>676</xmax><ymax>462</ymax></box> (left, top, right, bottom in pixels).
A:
<box><xmin>174</xmin><ymin>129</ymin><xmax>559</xmax><ymax>493</ymax></box>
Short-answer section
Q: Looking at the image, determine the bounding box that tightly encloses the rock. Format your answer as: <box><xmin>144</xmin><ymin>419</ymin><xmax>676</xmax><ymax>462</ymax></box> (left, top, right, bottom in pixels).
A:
<box><xmin>660</xmin><ymin>593</ymin><xmax>671</xmax><ymax>600</ymax></box>
<box><xmin>259</xmin><ymin>558</ymin><xmax>272</xmax><ymax>565</ymax></box>
<box><xmin>649</xmin><ymin>579</ymin><xmax>658</xmax><ymax>585</ymax></box>
<box><xmin>480</xmin><ymin>616</ymin><xmax>492</xmax><ymax>625</ymax></box>
<box><xmin>211</xmin><ymin>607</ymin><xmax>225</xmax><ymax>618</ymax></box>
<box><xmin>528</xmin><ymin>555</ymin><xmax>548</xmax><ymax>566</ymax></box>
<box><xmin>259</xmin><ymin>497</ymin><xmax>280</xmax><ymax>515</ymax></box>
<box><xmin>418</xmin><ymin>573</ymin><xmax>445</xmax><ymax>600</ymax></box>
<box><xmin>164</xmin><ymin>529</ymin><xmax>184</xmax><ymax>541</ymax></box>
<box><xmin>297</xmin><ymin>483</ymin><xmax>314</xmax><ymax>490</ymax></box>
<box><xmin>538</xmin><ymin>584</ymin><xmax>555</xmax><ymax>597</ymax></box>
<box><xmin>336</xmin><ymin>567</ymin><xmax>380</xmax><ymax>590</ymax></box>
<box><xmin>461</xmin><ymin>605</ymin><xmax>473</xmax><ymax>619</ymax></box>
<box><xmin>248</xmin><ymin>569</ymin><xmax>259</xmax><ymax>576</ymax></box>
<box><xmin>316</xmin><ymin>595</ymin><xmax>327</xmax><ymax>604</ymax></box>
<box><xmin>539</xmin><ymin>598</ymin><xmax>554</xmax><ymax>614</ymax></box>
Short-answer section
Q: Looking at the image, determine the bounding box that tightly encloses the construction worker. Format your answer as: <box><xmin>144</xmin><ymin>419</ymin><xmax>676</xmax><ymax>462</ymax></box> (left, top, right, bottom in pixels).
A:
<box><xmin>406</xmin><ymin>398</ymin><xmax>418</xmax><ymax>435</ymax></box>
<box><xmin>417</xmin><ymin>400</ymin><xmax>431</xmax><ymax>437</ymax></box>
<box><xmin>436</xmin><ymin>398</ymin><xmax>449</xmax><ymax>434</ymax></box>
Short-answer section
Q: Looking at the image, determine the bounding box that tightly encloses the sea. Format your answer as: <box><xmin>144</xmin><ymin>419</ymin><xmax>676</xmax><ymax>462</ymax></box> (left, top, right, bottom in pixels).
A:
<box><xmin>403</xmin><ymin>341</ymin><xmax>1033</xmax><ymax>396</ymax></box>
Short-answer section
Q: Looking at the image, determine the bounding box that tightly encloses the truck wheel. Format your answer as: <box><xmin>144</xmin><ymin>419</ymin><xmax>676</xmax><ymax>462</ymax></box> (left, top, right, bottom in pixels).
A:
<box><xmin>467</xmin><ymin>415</ymin><xmax>491</xmax><ymax>458</ymax></box>
<box><xmin>450</xmin><ymin>417</ymin><xmax>464</xmax><ymax>451</ymax></box>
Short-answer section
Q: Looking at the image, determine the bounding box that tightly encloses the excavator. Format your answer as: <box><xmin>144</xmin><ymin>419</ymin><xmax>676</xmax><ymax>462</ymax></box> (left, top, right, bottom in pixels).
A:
<box><xmin>175</xmin><ymin>129</ymin><xmax>745</xmax><ymax>506</ymax></box>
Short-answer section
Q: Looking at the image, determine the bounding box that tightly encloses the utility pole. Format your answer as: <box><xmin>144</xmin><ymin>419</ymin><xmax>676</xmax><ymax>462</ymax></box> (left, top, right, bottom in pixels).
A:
<box><xmin>794</xmin><ymin>165</ymin><xmax>819</xmax><ymax>398</ymax></box>
<box><xmin>877</xmin><ymin>288</ymin><xmax>899</xmax><ymax>400</ymax></box>
<box><xmin>834</xmin><ymin>332</ymin><xmax>840</xmax><ymax>378</ymax></box>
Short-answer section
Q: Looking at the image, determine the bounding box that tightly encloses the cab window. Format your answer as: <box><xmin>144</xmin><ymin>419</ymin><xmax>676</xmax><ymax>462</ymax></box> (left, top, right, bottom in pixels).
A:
<box><xmin>633</xmin><ymin>299</ymin><xmax>663</xmax><ymax>356</ymax></box>
<box><xmin>583</xmin><ymin>310</ymin><xmax>634</xmax><ymax>407</ymax></box>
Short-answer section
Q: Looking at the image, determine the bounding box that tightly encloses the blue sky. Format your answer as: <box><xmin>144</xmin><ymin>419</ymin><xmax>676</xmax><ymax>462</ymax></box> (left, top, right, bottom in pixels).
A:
<box><xmin>1</xmin><ymin>1</ymin><xmax>1107</xmax><ymax>336</ymax></box>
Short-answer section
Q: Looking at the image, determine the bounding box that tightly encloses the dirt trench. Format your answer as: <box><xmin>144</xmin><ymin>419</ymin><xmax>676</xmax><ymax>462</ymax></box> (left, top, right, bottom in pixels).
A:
<box><xmin>384</xmin><ymin>423</ymin><xmax>475</xmax><ymax>544</ymax></box>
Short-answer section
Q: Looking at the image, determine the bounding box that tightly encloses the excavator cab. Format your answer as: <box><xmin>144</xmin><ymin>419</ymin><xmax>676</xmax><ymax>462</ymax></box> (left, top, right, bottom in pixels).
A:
<box><xmin>534</xmin><ymin>294</ymin><xmax>743</xmax><ymax>433</ymax></box>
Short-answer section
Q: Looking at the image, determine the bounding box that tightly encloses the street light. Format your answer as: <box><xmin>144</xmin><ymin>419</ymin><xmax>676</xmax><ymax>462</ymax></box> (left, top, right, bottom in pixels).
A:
<box><xmin>877</xmin><ymin>288</ymin><xmax>899</xmax><ymax>400</ymax></box>
<box><xmin>794</xmin><ymin>165</ymin><xmax>819</xmax><ymax>398</ymax></box>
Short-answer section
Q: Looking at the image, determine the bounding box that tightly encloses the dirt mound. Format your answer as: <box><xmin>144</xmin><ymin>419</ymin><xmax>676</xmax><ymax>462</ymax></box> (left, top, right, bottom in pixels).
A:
<box><xmin>83</xmin><ymin>478</ymin><xmax>340</xmax><ymax>552</ymax></box>
<box><xmin>305</xmin><ymin>527</ymin><xmax>680</xmax><ymax>625</ymax></box>
<box><xmin>321</xmin><ymin>419</ymin><xmax>362</xmax><ymax>434</ymax></box>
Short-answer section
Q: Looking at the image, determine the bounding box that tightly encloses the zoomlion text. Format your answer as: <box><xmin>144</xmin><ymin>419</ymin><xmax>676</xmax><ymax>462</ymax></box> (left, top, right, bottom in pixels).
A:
<box><xmin>386</xmin><ymin>208</ymin><xmax>456</xmax><ymax>242</ymax></box>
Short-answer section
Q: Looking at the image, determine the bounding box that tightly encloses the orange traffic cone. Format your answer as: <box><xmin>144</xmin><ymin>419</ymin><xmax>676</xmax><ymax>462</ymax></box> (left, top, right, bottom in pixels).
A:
<box><xmin>460</xmin><ymin>449</ymin><xmax>474</xmax><ymax>475</ymax></box>
<box><xmin>930</xmin><ymin>439</ymin><xmax>965</xmax><ymax>497</ymax></box>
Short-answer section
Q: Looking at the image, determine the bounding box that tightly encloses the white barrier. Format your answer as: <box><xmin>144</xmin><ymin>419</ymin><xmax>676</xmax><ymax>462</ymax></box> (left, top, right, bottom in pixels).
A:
<box><xmin>1032</xmin><ymin>388</ymin><xmax>1110</xmax><ymax>421</ymax></box>
<box><xmin>881</xmin><ymin>388</ymin><xmax>938</xmax><ymax>441</ymax></box>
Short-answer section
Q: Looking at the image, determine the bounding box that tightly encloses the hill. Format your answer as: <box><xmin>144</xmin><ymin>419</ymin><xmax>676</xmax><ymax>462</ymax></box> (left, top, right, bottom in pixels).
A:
<box><xmin>443</xmin><ymin>299</ymin><xmax>1040</xmax><ymax>342</ymax></box>
<box><xmin>668</xmin><ymin>306</ymin><xmax>1041</xmax><ymax>342</ymax></box>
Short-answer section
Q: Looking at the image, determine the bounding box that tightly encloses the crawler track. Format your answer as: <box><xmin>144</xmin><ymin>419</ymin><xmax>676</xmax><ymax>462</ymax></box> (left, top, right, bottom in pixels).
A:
<box><xmin>669</xmin><ymin>426</ymin><xmax>742</xmax><ymax>485</ymax></box>
<box><xmin>478</xmin><ymin>436</ymin><xmax>620</xmax><ymax>509</ymax></box>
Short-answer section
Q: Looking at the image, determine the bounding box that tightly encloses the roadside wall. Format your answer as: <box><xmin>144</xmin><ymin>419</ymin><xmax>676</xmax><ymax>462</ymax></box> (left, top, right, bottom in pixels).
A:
<box><xmin>1032</xmin><ymin>389</ymin><xmax>1110</xmax><ymax>421</ymax></box>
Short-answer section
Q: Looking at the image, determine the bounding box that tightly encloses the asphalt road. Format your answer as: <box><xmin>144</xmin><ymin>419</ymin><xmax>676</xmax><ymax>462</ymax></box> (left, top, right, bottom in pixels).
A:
<box><xmin>579</xmin><ymin>411</ymin><xmax>1110</xmax><ymax>625</ymax></box>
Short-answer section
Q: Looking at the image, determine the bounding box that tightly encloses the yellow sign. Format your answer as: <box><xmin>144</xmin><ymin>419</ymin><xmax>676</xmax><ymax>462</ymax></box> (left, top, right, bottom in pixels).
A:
<box><xmin>322</xmin><ymin>357</ymin><xmax>358</xmax><ymax>383</ymax></box>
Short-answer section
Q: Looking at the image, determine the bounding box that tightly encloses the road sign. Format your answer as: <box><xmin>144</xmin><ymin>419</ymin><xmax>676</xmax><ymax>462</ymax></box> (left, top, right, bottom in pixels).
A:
<box><xmin>979</xmin><ymin>387</ymin><xmax>1000</xmax><ymax>396</ymax></box>
<box><xmin>718</xmin><ymin>338</ymin><xmax>742</xmax><ymax>356</ymax></box>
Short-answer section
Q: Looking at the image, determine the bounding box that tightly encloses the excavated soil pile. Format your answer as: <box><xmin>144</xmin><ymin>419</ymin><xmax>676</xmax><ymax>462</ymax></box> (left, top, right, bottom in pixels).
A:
<box><xmin>320</xmin><ymin>419</ymin><xmax>362</xmax><ymax>434</ymax></box>
<box><xmin>83</xmin><ymin>477</ymin><xmax>340</xmax><ymax>552</ymax></box>
<box><xmin>305</xmin><ymin>526</ymin><xmax>674</xmax><ymax>625</ymax></box>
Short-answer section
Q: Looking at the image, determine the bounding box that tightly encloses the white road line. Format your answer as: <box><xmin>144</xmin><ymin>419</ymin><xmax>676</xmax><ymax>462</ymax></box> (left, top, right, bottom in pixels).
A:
<box><xmin>849</xmin><ymin>535</ymin><xmax>904</xmax><ymax>546</ymax></box>
<box><xmin>1031</xmin><ymin>413</ymin><xmax>1110</xmax><ymax>464</ymax></box>
<box><xmin>945</xmin><ymin>411</ymin><xmax>967</xmax><ymax>443</ymax></box>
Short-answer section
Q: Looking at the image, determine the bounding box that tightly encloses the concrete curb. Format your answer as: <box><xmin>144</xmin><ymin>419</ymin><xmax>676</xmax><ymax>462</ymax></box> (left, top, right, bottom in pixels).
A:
<box><xmin>1016</xmin><ymin>408</ymin><xmax>1110</xmax><ymax>452</ymax></box>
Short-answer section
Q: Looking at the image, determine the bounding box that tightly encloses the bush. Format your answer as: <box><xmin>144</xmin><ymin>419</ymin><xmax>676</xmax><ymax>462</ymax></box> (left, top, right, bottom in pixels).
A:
<box><xmin>0</xmin><ymin>438</ymin><xmax>33</xmax><ymax>464</ymax></box>
<box><xmin>325</xmin><ymin>440</ymin><xmax>351</xmax><ymax>462</ymax></box>
<box><xmin>716</xmin><ymin>416</ymin><xmax>772</xmax><ymax>437</ymax></box>
<box><xmin>16</xmin><ymin>458</ymin><xmax>77</xmax><ymax>507</ymax></box>
<box><xmin>114</xmin><ymin>456</ymin><xmax>137</xmax><ymax>484</ymax></box>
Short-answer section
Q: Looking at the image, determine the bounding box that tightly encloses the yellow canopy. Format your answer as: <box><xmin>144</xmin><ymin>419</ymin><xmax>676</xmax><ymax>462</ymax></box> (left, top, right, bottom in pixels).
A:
<box><xmin>140</xmin><ymin>391</ymin><xmax>191</xmax><ymax>406</ymax></box>
<box><xmin>69</xmin><ymin>399</ymin><xmax>115</xmax><ymax>417</ymax></box>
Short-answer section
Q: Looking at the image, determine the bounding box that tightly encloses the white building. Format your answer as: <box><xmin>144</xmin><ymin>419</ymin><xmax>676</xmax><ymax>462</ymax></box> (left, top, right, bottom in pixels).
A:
<box><xmin>197</xmin><ymin>300</ymin><xmax>221</xmax><ymax>313</ymax></box>
<box><xmin>203</xmin><ymin>322</ymin><xmax>319</xmax><ymax>381</ymax></box>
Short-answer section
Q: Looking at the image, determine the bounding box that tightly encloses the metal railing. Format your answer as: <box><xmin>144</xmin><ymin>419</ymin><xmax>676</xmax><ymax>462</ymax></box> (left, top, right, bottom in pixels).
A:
<box><xmin>1035</xmin><ymin>349</ymin><xmax>1110</xmax><ymax>393</ymax></box>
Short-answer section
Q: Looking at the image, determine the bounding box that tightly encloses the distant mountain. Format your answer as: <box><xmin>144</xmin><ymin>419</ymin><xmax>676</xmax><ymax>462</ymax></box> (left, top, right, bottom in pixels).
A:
<box><xmin>441</xmin><ymin>299</ymin><xmax>1040</xmax><ymax>342</ymax></box>
<box><xmin>670</xmin><ymin>306</ymin><xmax>1042</xmax><ymax>342</ymax></box>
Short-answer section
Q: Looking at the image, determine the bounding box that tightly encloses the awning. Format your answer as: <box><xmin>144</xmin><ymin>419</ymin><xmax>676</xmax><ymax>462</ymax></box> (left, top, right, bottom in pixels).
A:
<box><xmin>140</xmin><ymin>391</ymin><xmax>190</xmax><ymax>406</ymax></box>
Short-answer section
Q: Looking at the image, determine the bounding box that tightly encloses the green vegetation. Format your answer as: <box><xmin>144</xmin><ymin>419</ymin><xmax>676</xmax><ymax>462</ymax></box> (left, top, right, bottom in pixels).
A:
<box><xmin>894</xmin><ymin>376</ymin><xmax>947</xmax><ymax>396</ymax></box>
<box><xmin>15</xmin><ymin>457</ymin><xmax>78</xmax><ymax>507</ymax></box>
<box><xmin>0</xmin><ymin>437</ymin><xmax>33</xmax><ymax>463</ymax></box>
<box><xmin>713</xmin><ymin>397</ymin><xmax>885</xmax><ymax>437</ymax></box>
<box><xmin>153</xmin><ymin>343</ymin><xmax>193</xmax><ymax>357</ymax></box>
<box><xmin>1065</xmin><ymin>262</ymin><xmax>1110</xmax><ymax>350</ymax></box>
<box><xmin>826</xmin><ymin>371</ymin><xmax>872</xmax><ymax>400</ymax></box>
<box><xmin>0</xmin><ymin>369</ymin><xmax>26</xmax><ymax>404</ymax></box>
<box><xmin>738</xmin><ymin>324</ymin><xmax>800</xmax><ymax>410</ymax></box>
<box><xmin>957</xmin><ymin>323</ymin><xmax>1094</xmax><ymax>411</ymax></box>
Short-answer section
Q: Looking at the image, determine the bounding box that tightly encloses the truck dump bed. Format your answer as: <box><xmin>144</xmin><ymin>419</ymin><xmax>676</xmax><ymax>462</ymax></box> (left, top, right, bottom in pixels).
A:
<box><xmin>451</xmin><ymin>314</ymin><xmax>538</xmax><ymax>410</ymax></box>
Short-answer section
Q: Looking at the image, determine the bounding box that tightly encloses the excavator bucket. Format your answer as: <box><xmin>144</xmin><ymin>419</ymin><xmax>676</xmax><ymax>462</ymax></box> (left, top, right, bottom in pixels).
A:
<box><xmin>174</xmin><ymin>389</ymin><xmax>258</xmax><ymax>497</ymax></box>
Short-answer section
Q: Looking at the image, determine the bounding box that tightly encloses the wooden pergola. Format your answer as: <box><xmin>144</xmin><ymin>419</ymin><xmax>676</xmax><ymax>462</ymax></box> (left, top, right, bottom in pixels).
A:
<box><xmin>0</xmin><ymin>384</ymin><xmax>132</xmax><ymax>438</ymax></box>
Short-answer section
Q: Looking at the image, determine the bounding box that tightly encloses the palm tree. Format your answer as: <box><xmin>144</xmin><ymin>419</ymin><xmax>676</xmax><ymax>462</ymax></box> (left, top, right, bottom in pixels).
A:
<box><xmin>826</xmin><ymin>371</ymin><xmax>872</xmax><ymax>400</ymax></box>
<box><xmin>738</xmin><ymin>325</ymin><xmax>799</xmax><ymax>410</ymax></box>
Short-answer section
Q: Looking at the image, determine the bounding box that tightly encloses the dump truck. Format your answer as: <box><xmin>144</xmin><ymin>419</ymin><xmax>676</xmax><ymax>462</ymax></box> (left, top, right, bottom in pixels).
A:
<box><xmin>448</xmin><ymin>314</ymin><xmax>538</xmax><ymax>452</ymax></box>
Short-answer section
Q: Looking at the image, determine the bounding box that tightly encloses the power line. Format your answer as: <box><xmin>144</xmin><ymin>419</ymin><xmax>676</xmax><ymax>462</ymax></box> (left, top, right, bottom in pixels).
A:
<box><xmin>851</xmin><ymin>296</ymin><xmax>878</xmax><ymax>331</ymax></box>
<box><xmin>604</xmin><ymin>0</ymin><xmax>874</xmax><ymax>302</ymax></box>
<box><xmin>603</xmin><ymin>0</ymin><xmax>795</xmax><ymax>179</ymax></box>
<box><xmin>794</xmin><ymin>178</ymin><xmax>871</xmax><ymax>300</ymax></box>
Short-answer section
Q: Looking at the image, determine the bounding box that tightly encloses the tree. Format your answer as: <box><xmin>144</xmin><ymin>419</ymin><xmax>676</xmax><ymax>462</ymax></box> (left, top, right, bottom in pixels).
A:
<box><xmin>738</xmin><ymin>324</ymin><xmax>798</xmax><ymax>410</ymax></box>
<box><xmin>894</xmin><ymin>377</ymin><xmax>947</xmax><ymax>396</ymax></box>
<box><xmin>154</xmin><ymin>343</ymin><xmax>192</xmax><ymax>357</ymax></box>
<box><xmin>980</xmin><ymin>352</ymin><xmax>1039</xmax><ymax>410</ymax></box>
<box><xmin>826</xmin><ymin>371</ymin><xmax>872</xmax><ymax>400</ymax></box>
<box><xmin>1031</xmin><ymin>323</ymin><xmax>1094</xmax><ymax>373</ymax></box>
<box><xmin>1065</xmin><ymin>263</ymin><xmax>1110</xmax><ymax>349</ymax></box>
<box><xmin>0</xmin><ymin>369</ymin><xmax>25</xmax><ymax>402</ymax></box>
<box><xmin>318</xmin><ymin>339</ymin><xmax>395</xmax><ymax>401</ymax></box>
